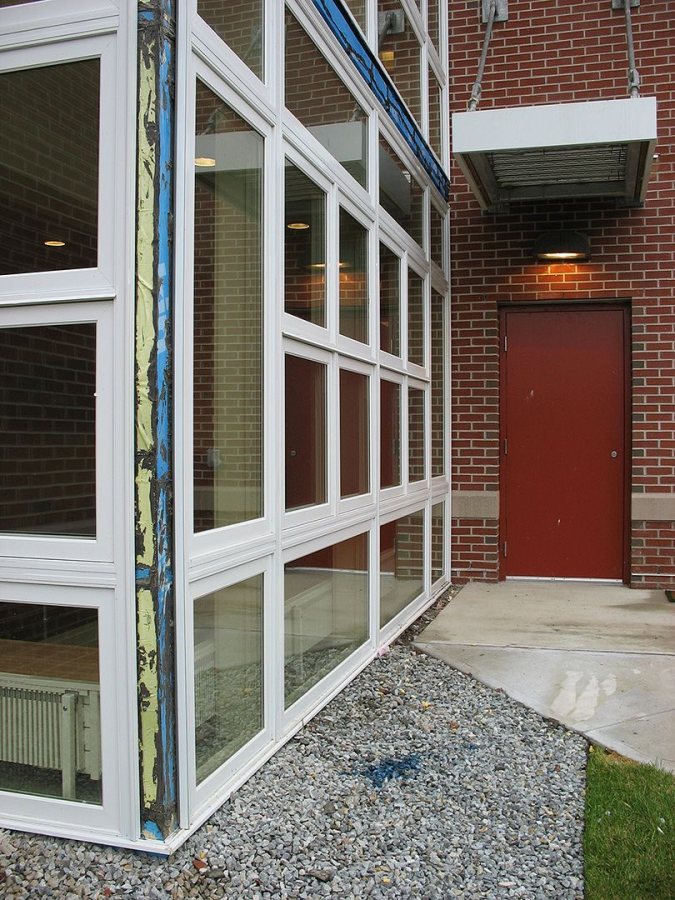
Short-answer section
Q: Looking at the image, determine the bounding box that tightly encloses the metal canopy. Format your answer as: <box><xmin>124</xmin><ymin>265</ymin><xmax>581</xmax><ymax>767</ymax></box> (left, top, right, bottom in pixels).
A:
<box><xmin>453</xmin><ymin>97</ymin><xmax>657</xmax><ymax>211</ymax></box>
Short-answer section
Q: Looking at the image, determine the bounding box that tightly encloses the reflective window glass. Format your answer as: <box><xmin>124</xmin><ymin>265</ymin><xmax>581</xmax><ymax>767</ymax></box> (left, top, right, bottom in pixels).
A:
<box><xmin>0</xmin><ymin>602</ymin><xmax>101</xmax><ymax>803</ymax></box>
<box><xmin>343</xmin><ymin>0</ymin><xmax>366</xmax><ymax>30</ymax></box>
<box><xmin>379</xmin><ymin>244</ymin><xmax>400</xmax><ymax>356</ymax></box>
<box><xmin>378</xmin><ymin>1</ymin><xmax>421</xmax><ymax>124</ymax></box>
<box><xmin>407</xmin><ymin>270</ymin><xmax>424</xmax><ymax>366</ymax></box>
<box><xmin>339</xmin><ymin>209</ymin><xmax>368</xmax><ymax>344</ymax></box>
<box><xmin>285</xmin><ymin>163</ymin><xmax>326</xmax><ymax>327</ymax></box>
<box><xmin>428</xmin><ymin>69</ymin><xmax>442</xmax><ymax>159</ymax></box>
<box><xmin>431</xmin><ymin>290</ymin><xmax>445</xmax><ymax>477</ymax></box>
<box><xmin>198</xmin><ymin>0</ymin><xmax>264</xmax><ymax>80</ymax></box>
<box><xmin>432</xmin><ymin>502</ymin><xmax>444</xmax><ymax>582</ymax></box>
<box><xmin>380</xmin><ymin>511</ymin><xmax>424</xmax><ymax>626</ymax></box>
<box><xmin>340</xmin><ymin>369</ymin><xmax>369</xmax><ymax>498</ymax></box>
<box><xmin>285</xmin><ymin>355</ymin><xmax>327</xmax><ymax>510</ymax></box>
<box><xmin>0</xmin><ymin>60</ymin><xmax>99</xmax><ymax>276</ymax></box>
<box><xmin>193</xmin><ymin>84</ymin><xmax>264</xmax><ymax>532</ymax></box>
<box><xmin>408</xmin><ymin>387</ymin><xmax>425</xmax><ymax>482</ymax></box>
<box><xmin>0</xmin><ymin>324</ymin><xmax>96</xmax><ymax>538</ymax></box>
<box><xmin>380</xmin><ymin>379</ymin><xmax>401</xmax><ymax>489</ymax></box>
<box><xmin>285</xmin><ymin>13</ymin><xmax>368</xmax><ymax>190</ymax></box>
<box><xmin>428</xmin><ymin>0</ymin><xmax>440</xmax><ymax>53</ymax></box>
<box><xmin>194</xmin><ymin>575</ymin><xmax>263</xmax><ymax>783</ymax></box>
<box><xmin>430</xmin><ymin>203</ymin><xmax>444</xmax><ymax>270</ymax></box>
<box><xmin>379</xmin><ymin>137</ymin><xmax>423</xmax><ymax>247</ymax></box>
<box><xmin>285</xmin><ymin>533</ymin><xmax>368</xmax><ymax>707</ymax></box>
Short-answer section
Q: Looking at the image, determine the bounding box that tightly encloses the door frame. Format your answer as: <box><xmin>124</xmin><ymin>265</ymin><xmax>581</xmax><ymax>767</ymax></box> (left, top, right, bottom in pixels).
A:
<box><xmin>498</xmin><ymin>301</ymin><xmax>632</xmax><ymax>584</ymax></box>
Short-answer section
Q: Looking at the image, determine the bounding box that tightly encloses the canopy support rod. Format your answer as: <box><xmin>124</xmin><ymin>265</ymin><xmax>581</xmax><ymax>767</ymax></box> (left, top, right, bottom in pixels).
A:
<box><xmin>468</xmin><ymin>0</ymin><xmax>497</xmax><ymax>111</ymax></box>
<box><xmin>620</xmin><ymin>0</ymin><xmax>641</xmax><ymax>98</ymax></box>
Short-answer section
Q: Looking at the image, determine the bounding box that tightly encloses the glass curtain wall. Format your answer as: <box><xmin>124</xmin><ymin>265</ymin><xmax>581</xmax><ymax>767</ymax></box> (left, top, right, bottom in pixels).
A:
<box><xmin>184</xmin><ymin>0</ymin><xmax>450</xmax><ymax>827</ymax></box>
<box><xmin>0</xmin><ymin>1</ymin><xmax>126</xmax><ymax>844</ymax></box>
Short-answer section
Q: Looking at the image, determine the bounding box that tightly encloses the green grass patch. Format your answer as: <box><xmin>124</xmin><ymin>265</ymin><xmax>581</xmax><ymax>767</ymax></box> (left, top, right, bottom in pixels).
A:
<box><xmin>584</xmin><ymin>746</ymin><xmax>675</xmax><ymax>899</ymax></box>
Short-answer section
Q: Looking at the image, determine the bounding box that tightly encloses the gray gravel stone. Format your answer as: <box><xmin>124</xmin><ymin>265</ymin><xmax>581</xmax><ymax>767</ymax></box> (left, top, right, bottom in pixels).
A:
<box><xmin>0</xmin><ymin>646</ymin><xmax>586</xmax><ymax>898</ymax></box>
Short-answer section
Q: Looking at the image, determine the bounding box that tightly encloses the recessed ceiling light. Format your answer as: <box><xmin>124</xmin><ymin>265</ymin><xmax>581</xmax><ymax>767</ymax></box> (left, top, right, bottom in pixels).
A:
<box><xmin>194</xmin><ymin>157</ymin><xmax>216</xmax><ymax>167</ymax></box>
<box><xmin>44</xmin><ymin>240</ymin><xmax>66</xmax><ymax>247</ymax></box>
<box><xmin>287</xmin><ymin>222</ymin><xmax>310</xmax><ymax>230</ymax></box>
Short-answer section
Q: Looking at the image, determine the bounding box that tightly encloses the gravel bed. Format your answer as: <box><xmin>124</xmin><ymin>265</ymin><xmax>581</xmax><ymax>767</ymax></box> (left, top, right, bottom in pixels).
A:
<box><xmin>0</xmin><ymin>645</ymin><xmax>586</xmax><ymax>899</ymax></box>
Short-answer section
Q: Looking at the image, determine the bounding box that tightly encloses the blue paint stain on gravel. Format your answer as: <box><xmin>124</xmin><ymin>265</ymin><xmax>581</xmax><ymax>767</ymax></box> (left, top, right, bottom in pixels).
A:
<box><xmin>359</xmin><ymin>754</ymin><xmax>422</xmax><ymax>787</ymax></box>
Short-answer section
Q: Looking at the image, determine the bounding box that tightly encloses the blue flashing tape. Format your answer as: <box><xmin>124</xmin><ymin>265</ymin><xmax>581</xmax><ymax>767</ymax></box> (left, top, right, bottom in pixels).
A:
<box><xmin>311</xmin><ymin>0</ymin><xmax>449</xmax><ymax>199</ymax></box>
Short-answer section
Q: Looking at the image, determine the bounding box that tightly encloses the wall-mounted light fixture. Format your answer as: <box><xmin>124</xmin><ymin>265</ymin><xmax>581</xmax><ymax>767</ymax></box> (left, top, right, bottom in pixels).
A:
<box><xmin>534</xmin><ymin>231</ymin><xmax>590</xmax><ymax>262</ymax></box>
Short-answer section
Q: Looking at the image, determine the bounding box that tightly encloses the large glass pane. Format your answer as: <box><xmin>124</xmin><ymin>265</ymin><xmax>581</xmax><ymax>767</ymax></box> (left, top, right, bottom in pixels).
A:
<box><xmin>380</xmin><ymin>379</ymin><xmax>401</xmax><ymax>489</ymax></box>
<box><xmin>339</xmin><ymin>209</ymin><xmax>369</xmax><ymax>344</ymax></box>
<box><xmin>285</xmin><ymin>355</ymin><xmax>327</xmax><ymax>510</ymax></box>
<box><xmin>193</xmin><ymin>84</ymin><xmax>263</xmax><ymax>532</ymax></box>
<box><xmin>0</xmin><ymin>324</ymin><xmax>96</xmax><ymax>537</ymax></box>
<box><xmin>407</xmin><ymin>270</ymin><xmax>424</xmax><ymax>366</ymax></box>
<box><xmin>285</xmin><ymin>163</ymin><xmax>326</xmax><ymax>327</ymax></box>
<box><xmin>408</xmin><ymin>387</ymin><xmax>425</xmax><ymax>482</ymax></box>
<box><xmin>378</xmin><ymin>1</ymin><xmax>421</xmax><ymax>124</ymax></box>
<box><xmin>343</xmin><ymin>0</ymin><xmax>366</xmax><ymax>31</ymax></box>
<box><xmin>380</xmin><ymin>511</ymin><xmax>424</xmax><ymax>626</ymax></box>
<box><xmin>198</xmin><ymin>0</ymin><xmax>263</xmax><ymax>81</ymax></box>
<box><xmin>432</xmin><ymin>501</ymin><xmax>444</xmax><ymax>582</ymax></box>
<box><xmin>194</xmin><ymin>575</ymin><xmax>263</xmax><ymax>783</ymax></box>
<box><xmin>285</xmin><ymin>533</ymin><xmax>369</xmax><ymax>707</ymax></box>
<box><xmin>379</xmin><ymin>137</ymin><xmax>423</xmax><ymax>247</ymax></box>
<box><xmin>340</xmin><ymin>369</ymin><xmax>369</xmax><ymax>498</ymax></box>
<box><xmin>428</xmin><ymin>68</ymin><xmax>442</xmax><ymax>160</ymax></box>
<box><xmin>0</xmin><ymin>60</ymin><xmax>99</xmax><ymax>276</ymax></box>
<box><xmin>379</xmin><ymin>244</ymin><xmax>400</xmax><ymax>356</ymax></box>
<box><xmin>430</xmin><ymin>203</ymin><xmax>444</xmax><ymax>270</ymax></box>
<box><xmin>285</xmin><ymin>14</ymin><xmax>368</xmax><ymax>190</ymax></box>
<box><xmin>0</xmin><ymin>602</ymin><xmax>101</xmax><ymax>803</ymax></box>
<box><xmin>431</xmin><ymin>290</ymin><xmax>445</xmax><ymax>477</ymax></box>
<box><xmin>428</xmin><ymin>0</ymin><xmax>440</xmax><ymax>53</ymax></box>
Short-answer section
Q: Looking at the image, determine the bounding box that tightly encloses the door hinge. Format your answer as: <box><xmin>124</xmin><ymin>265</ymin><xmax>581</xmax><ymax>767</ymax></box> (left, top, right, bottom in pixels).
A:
<box><xmin>503</xmin><ymin>541</ymin><xmax>508</xmax><ymax>557</ymax></box>
<box><xmin>503</xmin><ymin>335</ymin><xmax>508</xmax><ymax>352</ymax></box>
<box><xmin>503</xmin><ymin>437</ymin><xmax>508</xmax><ymax>455</ymax></box>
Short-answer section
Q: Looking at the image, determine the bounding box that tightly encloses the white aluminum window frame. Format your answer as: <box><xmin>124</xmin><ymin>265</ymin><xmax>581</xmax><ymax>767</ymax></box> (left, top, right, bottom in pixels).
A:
<box><xmin>0</xmin><ymin>301</ymin><xmax>115</xmax><ymax>564</ymax></box>
<box><xmin>336</xmin><ymin>194</ymin><xmax>377</xmax><ymax>360</ymax></box>
<box><xmin>0</xmin><ymin>0</ymin><xmax>138</xmax><ymax>848</ymax></box>
<box><xmin>0</xmin><ymin>31</ymin><xmax>122</xmax><ymax>307</ymax></box>
<box><xmin>180</xmin><ymin>60</ymin><xmax>276</xmax><ymax>571</ymax></box>
<box><xmin>175</xmin><ymin>0</ymin><xmax>451</xmax><ymax>833</ymax></box>
<box><xmin>377</xmin><ymin>498</ymin><xmax>430</xmax><ymax>644</ymax></box>
<box><xmin>282</xmin><ymin>339</ymin><xmax>334</xmax><ymax>530</ymax></box>
<box><xmin>280</xmin><ymin>520</ymin><xmax>375</xmax><ymax>733</ymax></box>
<box><xmin>337</xmin><ymin>355</ymin><xmax>376</xmax><ymax>512</ymax></box>
<box><xmin>0</xmin><ymin>581</ymin><xmax>123</xmax><ymax>839</ymax></box>
<box><xmin>185</xmin><ymin>556</ymin><xmax>274</xmax><ymax>824</ymax></box>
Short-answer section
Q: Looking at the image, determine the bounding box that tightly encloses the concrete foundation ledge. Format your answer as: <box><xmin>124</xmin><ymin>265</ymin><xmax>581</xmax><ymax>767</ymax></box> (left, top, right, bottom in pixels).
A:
<box><xmin>631</xmin><ymin>493</ymin><xmax>675</xmax><ymax>522</ymax></box>
<box><xmin>451</xmin><ymin>490</ymin><xmax>499</xmax><ymax>520</ymax></box>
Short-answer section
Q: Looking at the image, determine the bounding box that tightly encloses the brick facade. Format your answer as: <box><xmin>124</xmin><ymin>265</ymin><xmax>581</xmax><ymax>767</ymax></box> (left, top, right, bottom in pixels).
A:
<box><xmin>449</xmin><ymin>0</ymin><xmax>674</xmax><ymax>588</ymax></box>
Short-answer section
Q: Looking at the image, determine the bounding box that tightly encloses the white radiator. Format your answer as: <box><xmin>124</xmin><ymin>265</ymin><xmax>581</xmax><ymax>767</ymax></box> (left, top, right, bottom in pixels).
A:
<box><xmin>0</xmin><ymin>680</ymin><xmax>101</xmax><ymax>800</ymax></box>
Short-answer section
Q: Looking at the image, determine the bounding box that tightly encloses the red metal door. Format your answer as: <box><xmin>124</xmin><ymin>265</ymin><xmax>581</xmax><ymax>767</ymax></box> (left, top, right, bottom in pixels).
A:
<box><xmin>501</xmin><ymin>307</ymin><xmax>627</xmax><ymax>579</ymax></box>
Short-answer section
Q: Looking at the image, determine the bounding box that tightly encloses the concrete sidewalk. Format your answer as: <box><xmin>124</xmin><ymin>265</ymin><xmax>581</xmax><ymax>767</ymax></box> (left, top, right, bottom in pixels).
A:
<box><xmin>415</xmin><ymin>581</ymin><xmax>675</xmax><ymax>772</ymax></box>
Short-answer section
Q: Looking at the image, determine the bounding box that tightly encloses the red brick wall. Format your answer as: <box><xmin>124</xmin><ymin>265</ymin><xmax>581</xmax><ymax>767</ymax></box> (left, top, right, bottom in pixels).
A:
<box><xmin>449</xmin><ymin>0</ymin><xmax>675</xmax><ymax>588</ymax></box>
